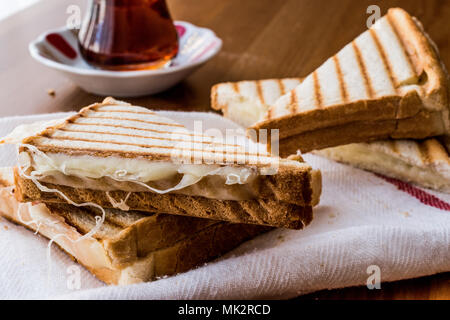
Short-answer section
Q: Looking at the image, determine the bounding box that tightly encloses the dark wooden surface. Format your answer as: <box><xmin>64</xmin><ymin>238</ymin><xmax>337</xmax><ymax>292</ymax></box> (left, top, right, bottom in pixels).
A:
<box><xmin>1</xmin><ymin>0</ymin><xmax>450</xmax><ymax>116</ymax></box>
<box><xmin>0</xmin><ymin>0</ymin><xmax>449</xmax><ymax>299</ymax></box>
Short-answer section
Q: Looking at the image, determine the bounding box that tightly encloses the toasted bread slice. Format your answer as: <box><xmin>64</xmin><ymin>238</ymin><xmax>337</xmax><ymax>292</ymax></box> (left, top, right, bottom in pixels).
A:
<box><xmin>316</xmin><ymin>139</ymin><xmax>450</xmax><ymax>193</ymax></box>
<box><xmin>0</xmin><ymin>167</ymin><xmax>269</xmax><ymax>285</ymax></box>
<box><xmin>249</xmin><ymin>8</ymin><xmax>449</xmax><ymax>154</ymax></box>
<box><xmin>1</xmin><ymin>98</ymin><xmax>321</xmax><ymax>229</ymax></box>
<box><xmin>211</xmin><ymin>77</ymin><xmax>449</xmax><ymax>191</ymax></box>
<box><xmin>211</xmin><ymin>78</ymin><xmax>302</xmax><ymax>127</ymax></box>
<box><xmin>276</xmin><ymin>110</ymin><xmax>446</xmax><ymax>156</ymax></box>
<box><xmin>13</xmin><ymin>167</ymin><xmax>315</xmax><ymax>229</ymax></box>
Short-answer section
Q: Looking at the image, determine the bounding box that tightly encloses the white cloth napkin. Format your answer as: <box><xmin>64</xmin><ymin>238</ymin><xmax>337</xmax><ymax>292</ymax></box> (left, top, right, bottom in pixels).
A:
<box><xmin>0</xmin><ymin>111</ymin><xmax>449</xmax><ymax>300</ymax></box>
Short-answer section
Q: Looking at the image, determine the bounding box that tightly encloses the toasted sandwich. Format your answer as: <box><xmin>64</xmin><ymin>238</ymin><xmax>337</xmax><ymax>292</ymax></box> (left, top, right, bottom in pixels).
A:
<box><xmin>211</xmin><ymin>78</ymin><xmax>302</xmax><ymax>128</ymax></box>
<box><xmin>211</xmin><ymin>78</ymin><xmax>450</xmax><ymax>193</ymax></box>
<box><xmin>249</xmin><ymin>8</ymin><xmax>450</xmax><ymax>156</ymax></box>
<box><xmin>0</xmin><ymin>167</ymin><xmax>269</xmax><ymax>285</ymax></box>
<box><xmin>316</xmin><ymin>139</ymin><xmax>450</xmax><ymax>193</ymax></box>
<box><xmin>1</xmin><ymin>98</ymin><xmax>321</xmax><ymax>229</ymax></box>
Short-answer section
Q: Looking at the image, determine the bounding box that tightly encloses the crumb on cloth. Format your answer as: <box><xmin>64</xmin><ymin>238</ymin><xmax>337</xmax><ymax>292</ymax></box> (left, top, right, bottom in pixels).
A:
<box><xmin>47</xmin><ymin>89</ymin><xmax>56</xmax><ymax>97</ymax></box>
<box><xmin>400</xmin><ymin>211</ymin><xmax>410</xmax><ymax>218</ymax></box>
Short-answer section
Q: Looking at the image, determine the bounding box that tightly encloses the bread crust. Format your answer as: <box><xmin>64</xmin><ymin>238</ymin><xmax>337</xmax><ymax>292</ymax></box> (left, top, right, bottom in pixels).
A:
<box><xmin>14</xmin><ymin>169</ymin><xmax>314</xmax><ymax>229</ymax></box>
<box><xmin>71</xmin><ymin>220</ymin><xmax>270</xmax><ymax>285</ymax></box>
<box><xmin>276</xmin><ymin>110</ymin><xmax>445</xmax><ymax>156</ymax></box>
<box><xmin>211</xmin><ymin>84</ymin><xmax>220</xmax><ymax>111</ymax></box>
<box><xmin>390</xmin><ymin>8</ymin><xmax>449</xmax><ymax>111</ymax></box>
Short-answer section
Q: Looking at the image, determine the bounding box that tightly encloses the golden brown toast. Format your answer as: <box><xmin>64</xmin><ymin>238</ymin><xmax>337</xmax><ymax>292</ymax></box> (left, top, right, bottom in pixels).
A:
<box><xmin>14</xmin><ymin>167</ymin><xmax>315</xmax><ymax>229</ymax></box>
<box><xmin>211</xmin><ymin>78</ymin><xmax>302</xmax><ymax>127</ymax></box>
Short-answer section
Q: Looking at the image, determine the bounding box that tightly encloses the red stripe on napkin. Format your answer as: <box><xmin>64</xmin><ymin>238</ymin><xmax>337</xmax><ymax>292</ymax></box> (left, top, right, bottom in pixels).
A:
<box><xmin>376</xmin><ymin>174</ymin><xmax>450</xmax><ymax>211</ymax></box>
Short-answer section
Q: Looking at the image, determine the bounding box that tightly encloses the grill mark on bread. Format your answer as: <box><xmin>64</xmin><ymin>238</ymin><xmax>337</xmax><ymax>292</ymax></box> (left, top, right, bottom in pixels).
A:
<box><xmin>386</xmin><ymin>14</ymin><xmax>421</xmax><ymax>77</ymax></box>
<box><xmin>290</xmin><ymin>89</ymin><xmax>299</xmax><ymax>113</ymax></box>
<box><xmin>333</xmin><ymin>56</ymin><xmax>348</xmax><ymax>103</ymax></box>
<box><xmin>277</xmin><ymin>79</ymin><xmax>286</xmax><ymax>95</ymax></box>
<box><xmin>93</xmin><ymin>109</ymin><xmax>157</xmax><ymax>116</ymax></box>
<box><xmin>369</xmin><ymin>28</ymin><xmax>399</xmax><ymax>92</ymax></box>
<box><xmin>25</xmin><ymin>99</ymin><xmax>283</xmax><ymax>166</ymax></box>
<box><xmin>30</xmin><ymin>145</ymin><xmax>275</xmax><ymax>165</ymax></box>
<box><xmin>232</xmin><ymin>82</ymin><xmax>240</xmax><ymax>93</ymax></box>
<box><xmin>57</xmin><ymin>128</ymin><xmax>241</xmax><ymax>148</ymax></box>
<box><xmin>79</xmin><ymin>115</ymin><xmax>185</xmax><ymax>128</ymax></box>
<box><xmin>352</xmin><ymin>41</ymin><xmax>375</xmax><ymax>99</ymax></box>
<box><xmin>68</xmin><ymin>122</ymin><xmax>206</xmax><ymax>138</ymax></box>
<box><xmin>37</xmin><ymin>136</ymin><xmax>270</xmax><ymax>158</ymax></box>
<box><xmin>256</xmin><ymin>81</ymin><xmax>266</xmax><ymax>105</ymax></box>
<box><xmin>312</xmin><ymin>71</ymin><xmax>323</xmax><ymax>108</ymax></box>
<box><xmin>266</xmin><ymin>107</ymin><xmax>273</xmax><ymax>120</ymax></box>
<box><xmin>386</xmin><ymin>14</ymin><xmax>425</xmax><ymax>97</ymax></box>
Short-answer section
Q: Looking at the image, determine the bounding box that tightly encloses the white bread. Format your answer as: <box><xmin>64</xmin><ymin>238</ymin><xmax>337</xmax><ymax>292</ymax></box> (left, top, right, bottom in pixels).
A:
<box><xmin>0</xmin><ymin>167</ymin><xmax>269</xmax><ymax>285</ymax></box>
<box><xmin>211</xmin><ymin>78</ymin><xmax>302</xmax><ymax>127</ymax></box>
<box><xmin>249</xmin><ymin>8</ymin><xmax>450</xmax><ymax>154</ymax></box>
<box><xmin>316</xmin><ymin>139</ymin><xmax>450</xmax><ymax>193</ymax></box>
<box><xmin>211</xmin><ymin>78</ymin><xmax>450</xmax><ymax>192</ymax></box>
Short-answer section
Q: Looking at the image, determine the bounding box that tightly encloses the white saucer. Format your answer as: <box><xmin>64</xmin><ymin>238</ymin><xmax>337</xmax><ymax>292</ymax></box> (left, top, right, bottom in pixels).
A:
<box><xmin>29</xmin><ymin>21</ymin><xmax>222</xmax><ymax>97</ymax></box>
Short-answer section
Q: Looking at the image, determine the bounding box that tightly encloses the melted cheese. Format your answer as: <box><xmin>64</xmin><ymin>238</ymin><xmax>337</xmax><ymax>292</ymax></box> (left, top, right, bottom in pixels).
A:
<box><xmin>21</xmin><ymin>150</ymin><xmax>259</xmax><ymax>185</ymax></box>
<box><xmin>18</xmin><ymin>146</ymin><xmax>264</xmax><ymax>200</ymax></box>
<box><xmin>2</xmin><ymin>117</ymin><xmax>287</xmax><ymax>200</ymax></box>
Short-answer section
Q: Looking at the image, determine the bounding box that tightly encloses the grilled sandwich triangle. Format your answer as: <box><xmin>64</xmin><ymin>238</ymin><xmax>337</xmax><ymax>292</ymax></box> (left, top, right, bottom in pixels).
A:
<box><xmin>1</xmin><ymin>98</ymin><xmax>321</xmax><ymax>229</ymax></box>
<box><xmin>211</xmin><ymin>78</ymin><xmax>302</xmax><ymax>128</ymax></box>
<box><xmin>316</xmin><ymin>138</ymin><xmax>450</xmax><ymax>193</ymax></box>
<box><xmin>211</xmin><ymin>76</ymin><xmax>450</xmax><ymax>193</ymax></box>
<box><xmin>249</xmin><ymin>8</ymin><xmax>450</xmax><ymax>155</ymax></box>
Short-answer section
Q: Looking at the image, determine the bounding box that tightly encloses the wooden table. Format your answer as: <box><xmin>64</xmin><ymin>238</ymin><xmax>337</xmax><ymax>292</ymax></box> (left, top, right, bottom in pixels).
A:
<box><xmin>0</xmin><ymin>0</ymin><xmax>449</xmax><ymax>299</ymax></box>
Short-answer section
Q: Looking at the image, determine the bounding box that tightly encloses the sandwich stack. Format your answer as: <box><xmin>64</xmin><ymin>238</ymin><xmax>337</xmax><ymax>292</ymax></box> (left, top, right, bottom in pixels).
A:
<box><xmin>0</xmin><ymin>168</ymin><xmax>268</xmax><ymax>285</ymax></box>
<box><xmin>212</xmin><ymin>8</ymin><xmax>450</xmax><ymax>194</ymax></box>
<box><xmin>0</xmin><ymin>98</ymin><xmax>322</xmax><ymax>285</ymax></box>
<box><xmin>243</xmin><ymin>8</ymin><xmax>449</xmax><ymax>156</ymax></box>
<box><xmin>212</xmin><ymin>76</ymin><xmax>450</xmax><ymax>193</ymax></box>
